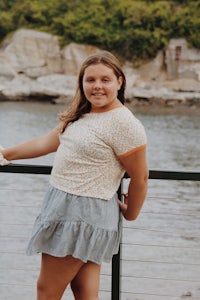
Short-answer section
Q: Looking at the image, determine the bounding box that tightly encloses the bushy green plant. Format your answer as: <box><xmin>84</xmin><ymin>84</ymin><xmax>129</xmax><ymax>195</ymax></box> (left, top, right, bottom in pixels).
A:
<box><xmin>0</xmin><ymin>0</ymin><xmax>199</xmax><ymax>60</ymax></box>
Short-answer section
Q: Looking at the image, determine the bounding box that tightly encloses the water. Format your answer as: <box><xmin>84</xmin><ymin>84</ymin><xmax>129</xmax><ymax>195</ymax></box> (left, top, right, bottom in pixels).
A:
<box><xmin>0</xmin><ymin>102</ymin><xmax>200</xmax><ymax>300</ymax></box>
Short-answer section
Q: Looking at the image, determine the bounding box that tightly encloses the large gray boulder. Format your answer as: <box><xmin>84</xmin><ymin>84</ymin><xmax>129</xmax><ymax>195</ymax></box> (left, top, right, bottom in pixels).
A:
<box><xmin>3</xmin><ymin>29</ymin><xmax>62</xmax><ymax>78</ymax></box>
<box><xmin>0</xmin><ymin>30</ymin><xmax>101</xmax><ymax>101</ymax></box>
<box><xmin>62</xmin><ymin>42</ymin><xmax>101</xmax><ymax>75</ymax></box>
<box><xmin>0</xmin><ymin>74</ymin><xmax>77</xmax><ymax>101</ymax></box>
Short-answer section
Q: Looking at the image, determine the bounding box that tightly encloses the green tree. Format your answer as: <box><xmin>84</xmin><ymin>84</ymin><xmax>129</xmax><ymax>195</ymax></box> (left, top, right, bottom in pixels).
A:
<box><xmin>0</xmin><ymin>0</ymin><xmax>199</xmax><ymax>60</ymax></box>
<box><xmin>170</xmin><ymin>1</ymin><xmax>200</xmax><ymax>48</ymax></box>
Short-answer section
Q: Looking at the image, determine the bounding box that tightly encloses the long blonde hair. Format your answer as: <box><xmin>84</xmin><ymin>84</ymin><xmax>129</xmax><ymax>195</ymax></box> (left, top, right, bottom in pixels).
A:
<box><xmin>59</xmin><ymin>51</ymin><xmax>126</xmax><ymax>132</ymax></box>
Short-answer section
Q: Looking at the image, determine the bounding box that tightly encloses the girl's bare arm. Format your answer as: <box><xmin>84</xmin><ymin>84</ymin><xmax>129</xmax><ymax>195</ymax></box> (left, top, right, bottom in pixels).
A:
<box><xmin>118</xmin><ymin>146</ymin><xmax>149</xmax><ymax>221</ymax></box>
<box><xmin>1</xmin><ymin>125</ymin><xmax>61</xmax><ymax>161</ymax></box>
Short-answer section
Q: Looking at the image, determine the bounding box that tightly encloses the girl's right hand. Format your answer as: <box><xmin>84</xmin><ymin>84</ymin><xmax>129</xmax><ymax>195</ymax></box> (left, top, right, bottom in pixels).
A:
<box><xmin>0</xmin><ymin>146</ymin><xmax>11</xmax><ymax>166</ymax></box>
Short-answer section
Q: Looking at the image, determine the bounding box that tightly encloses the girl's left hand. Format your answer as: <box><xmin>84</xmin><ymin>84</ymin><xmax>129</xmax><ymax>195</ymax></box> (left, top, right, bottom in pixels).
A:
<box><xmin>118</xmin><ymin>193</ymin><xmax>128</xmax><ymax>217</ymax></box>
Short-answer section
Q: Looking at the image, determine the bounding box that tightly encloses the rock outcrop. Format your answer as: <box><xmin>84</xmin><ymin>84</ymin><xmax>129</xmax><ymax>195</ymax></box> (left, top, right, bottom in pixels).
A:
<box><xmin>2</xmin><ymin>29</ymin><xmax>62</xmax><ymax>78</ymax></box>
<box><xmin>165</xmin><ymin>38</ymin><xmax>200</xmax><ymax>81</ymax></box>
<box><xmin>0</xmin><ymin>29</ymin><xmax>100</xmax><ymax>102</ymax></box>
<box><xmin>0</xmin><ymin>29</ymin><xmax>200</xmax><ymax>106</ymax></box>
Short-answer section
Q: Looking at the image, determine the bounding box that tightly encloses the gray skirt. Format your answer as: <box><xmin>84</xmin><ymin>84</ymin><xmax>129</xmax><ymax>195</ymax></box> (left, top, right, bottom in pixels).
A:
<box><xmin>26</xmin><ymin>185</ymin><xmax>122</xmax><ymax>264</ymax></box>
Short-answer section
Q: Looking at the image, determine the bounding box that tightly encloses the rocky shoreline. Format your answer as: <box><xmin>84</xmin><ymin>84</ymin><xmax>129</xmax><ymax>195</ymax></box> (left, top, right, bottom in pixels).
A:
<box><xmin>0</xmin><ymin>29</ymin><xmax>200</xmax><ymax>108</ymax></box>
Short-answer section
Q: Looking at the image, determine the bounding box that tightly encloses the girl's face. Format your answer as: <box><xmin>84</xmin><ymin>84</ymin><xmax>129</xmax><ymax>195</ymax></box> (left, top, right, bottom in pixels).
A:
<box><xmin>82</xmin><ymin>63</ymin><xmax>122</xmax><ymax>112</ymax></box>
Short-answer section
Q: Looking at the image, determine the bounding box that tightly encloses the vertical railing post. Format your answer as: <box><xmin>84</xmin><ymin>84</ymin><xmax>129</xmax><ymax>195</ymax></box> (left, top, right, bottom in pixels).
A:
<box><xmin>111</xmin><ymin>246</ymin><xmax>121</xmax><ymax>300</ymax></box>
<box><xmin>111</xmin><ymin>184</ymin><xmax>122</xmax><ymax>300</ymax></box>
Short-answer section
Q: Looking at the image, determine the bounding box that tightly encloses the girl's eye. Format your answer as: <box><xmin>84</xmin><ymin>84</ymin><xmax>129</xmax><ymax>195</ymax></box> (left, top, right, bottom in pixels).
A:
<box><xmin>103</xmin><ymin>78</ymin><xmax>109</xmax><ymax>82</ymax></box>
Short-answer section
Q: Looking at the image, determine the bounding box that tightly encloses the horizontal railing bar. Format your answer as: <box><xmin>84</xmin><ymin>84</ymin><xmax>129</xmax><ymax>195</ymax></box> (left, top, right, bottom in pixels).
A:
<box><xmin>149</xmin><ymin>169</ymin><xmax>200</xmax><ymax>181</ymax></box>
<box><xmin>125</xmin><ymin>169</ymin><xmax>200</xmax><ymax>181</ymax></box>
<box><xmin>0</xmin><ymin>163</ymin><xmax>52</xmax><ymax>174</ymax></box>
<box><xmin>0</xmin><ymin>164</ymin><xmax>200</xmax><ymax>181</ymax></box>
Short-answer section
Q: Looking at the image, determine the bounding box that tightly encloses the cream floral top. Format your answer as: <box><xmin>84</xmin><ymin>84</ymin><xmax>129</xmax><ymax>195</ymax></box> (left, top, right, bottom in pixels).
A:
<box><xmin>50</xmin><ymin>106</ymin><xmax>147</xmax><ymax>200</ymax></box>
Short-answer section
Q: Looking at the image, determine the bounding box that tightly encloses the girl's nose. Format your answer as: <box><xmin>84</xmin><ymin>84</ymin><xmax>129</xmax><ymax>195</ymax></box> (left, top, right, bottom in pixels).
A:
<box><xmin>93</xmin><ymin>80</ymin><xmax>102</xmax><ymax>89</ymax></box>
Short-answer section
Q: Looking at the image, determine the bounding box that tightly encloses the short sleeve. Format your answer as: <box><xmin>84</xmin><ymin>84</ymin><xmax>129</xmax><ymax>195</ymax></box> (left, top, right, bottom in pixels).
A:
<box><xmin>108</xmin><ymin>109</ymin><xmax>147</xmax><ymax>158</ymax></box>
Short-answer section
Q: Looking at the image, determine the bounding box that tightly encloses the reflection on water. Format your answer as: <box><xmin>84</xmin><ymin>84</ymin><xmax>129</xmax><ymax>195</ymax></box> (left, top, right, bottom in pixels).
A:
<box><xmin>0</xmin><ymin>101</ymin><xmax>200</xmax><ymax>299</ymax></box>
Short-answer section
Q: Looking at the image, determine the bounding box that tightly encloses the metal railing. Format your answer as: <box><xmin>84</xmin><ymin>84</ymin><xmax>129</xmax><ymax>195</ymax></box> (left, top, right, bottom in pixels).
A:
<box><xmin>1</xmin><ymin>164</ymin><xmax>200</xmax><ymax>181</ymax></box>
<box><xmin>0</xmin><ymin>164</ymin><xmax>200</xmax><ymax>300</ymax></box>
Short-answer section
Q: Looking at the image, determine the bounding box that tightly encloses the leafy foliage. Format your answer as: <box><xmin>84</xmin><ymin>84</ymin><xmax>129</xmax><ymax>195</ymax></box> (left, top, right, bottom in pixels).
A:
<box><xmin>0</xmin><ymin>0</ymin><xmax>199</xmax><ymax>60</ymax></box>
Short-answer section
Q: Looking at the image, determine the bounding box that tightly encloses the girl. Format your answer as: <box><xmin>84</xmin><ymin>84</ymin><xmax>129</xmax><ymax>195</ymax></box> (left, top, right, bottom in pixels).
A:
<box><xmin>0</xmin><ymin>51</ymin><xmax>148</xmax><ymax>300</ymax></box>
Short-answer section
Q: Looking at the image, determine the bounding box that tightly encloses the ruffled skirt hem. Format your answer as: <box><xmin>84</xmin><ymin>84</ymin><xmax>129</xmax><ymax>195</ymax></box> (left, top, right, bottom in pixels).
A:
<box><xmin>26</xmin><ymin>185</ymin><xmax>122</xmax><ymax>264</ymax></box>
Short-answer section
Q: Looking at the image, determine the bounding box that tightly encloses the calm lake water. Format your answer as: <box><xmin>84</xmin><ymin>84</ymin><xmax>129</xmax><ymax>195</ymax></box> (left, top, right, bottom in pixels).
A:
<box><xmin>0</xmin><ymin>102</ymin><xmax>200</xmax><ymax>300</ymax></box>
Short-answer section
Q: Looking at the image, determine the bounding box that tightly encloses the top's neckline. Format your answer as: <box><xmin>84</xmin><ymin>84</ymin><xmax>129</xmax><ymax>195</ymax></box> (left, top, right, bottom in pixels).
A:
<box><xmin>89</xmin><ymin>105</ymin><xmax>125</xmax><ymax>114</ymax></box>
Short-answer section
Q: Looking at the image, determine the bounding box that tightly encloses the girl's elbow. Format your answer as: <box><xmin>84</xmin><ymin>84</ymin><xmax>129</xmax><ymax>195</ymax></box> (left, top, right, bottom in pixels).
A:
<box><xmin>124</xmin><ymin>216</ymin><xmax>137</xmax><ymax>221</ymax></box>
<box><xmin>124</xmin><ymin>211</ymin><xmax>139</xmax><ymax>221</ymax></box>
